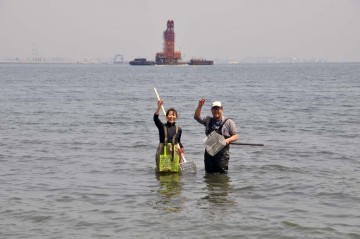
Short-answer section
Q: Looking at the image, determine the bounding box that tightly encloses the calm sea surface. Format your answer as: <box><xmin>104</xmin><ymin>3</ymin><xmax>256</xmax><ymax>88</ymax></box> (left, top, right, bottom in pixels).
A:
<box><xmin>0</xmin><ymin>63</ymin><xmax>359</xmax><ymax>238</ymax></box>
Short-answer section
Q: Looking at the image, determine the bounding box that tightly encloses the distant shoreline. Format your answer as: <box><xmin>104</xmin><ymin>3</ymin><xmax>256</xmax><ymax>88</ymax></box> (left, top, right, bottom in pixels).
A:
<box><xmin>1</xmin><ymin>61</ymin><xmax>359</xmax><ymax>65</ymax></box>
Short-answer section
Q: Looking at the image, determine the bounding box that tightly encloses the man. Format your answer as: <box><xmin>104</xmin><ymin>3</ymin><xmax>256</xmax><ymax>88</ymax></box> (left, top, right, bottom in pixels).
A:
<box><xmin>194</xmin><ymin>99</ymin><xmax>239</xmax><ymax>173</ymax></box>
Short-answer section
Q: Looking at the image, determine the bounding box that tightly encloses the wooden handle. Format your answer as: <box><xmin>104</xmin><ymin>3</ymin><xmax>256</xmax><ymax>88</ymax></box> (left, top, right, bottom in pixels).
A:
<box><xmin>153</xmin><ymin>87</ymin><xmax>166</xmax><ymax>116</ymax></box>
<box><xmin>177</xmin><ymin>143</ymin><xmax>187</xmax><ymax>162</ymax></box>
<box><xmin>231</xmin><ymin>142</ymin><xmax>264</xmax><ymax>146</ymax></box>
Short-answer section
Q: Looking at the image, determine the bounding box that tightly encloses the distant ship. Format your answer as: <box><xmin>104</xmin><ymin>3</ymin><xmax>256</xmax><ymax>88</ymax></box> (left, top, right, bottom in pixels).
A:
<box><xmin>129</xmin><ymin>58</ymin><xmax>155</xmax><ymax>66</ymax></box>
<box><xmin>187</xmin><ymin>59</ymin><xmax>214</xmax><ymax>65</ymax></box>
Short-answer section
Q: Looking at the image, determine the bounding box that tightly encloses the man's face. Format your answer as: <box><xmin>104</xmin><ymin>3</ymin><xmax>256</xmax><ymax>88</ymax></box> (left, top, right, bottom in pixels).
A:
<box><xmin>211</xmin><ymin>106</ymin><xmax>223</xmax><ymax>120</ymax></box>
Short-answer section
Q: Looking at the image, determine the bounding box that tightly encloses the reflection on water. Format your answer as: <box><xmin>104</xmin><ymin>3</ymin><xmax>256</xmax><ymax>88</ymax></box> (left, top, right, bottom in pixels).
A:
<box><xmin>154</xmin><ymin>173</ymin><xmax>185</xmax><ymax>212</ymax></box>
<box><xmin>202</xmin><ymin>174</ymin><xmax>236</xmax><ymax>209</ymax></box>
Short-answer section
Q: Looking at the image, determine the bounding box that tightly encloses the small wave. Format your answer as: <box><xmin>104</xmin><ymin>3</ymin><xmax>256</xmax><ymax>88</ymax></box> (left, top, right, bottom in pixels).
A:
<box><xmin>281</xmin><ymin>220</ymin><xmax>299</xmax><ymax>227</ymax></box>
<box><xmin>260</xmin><ymin>164</ymin><xmax>303</xmax><ymax>173</ymax></box>
<box><xmin>25</xmin><ymin>215</ymin><xmax>52</xmax><ymax>223</ymax></box>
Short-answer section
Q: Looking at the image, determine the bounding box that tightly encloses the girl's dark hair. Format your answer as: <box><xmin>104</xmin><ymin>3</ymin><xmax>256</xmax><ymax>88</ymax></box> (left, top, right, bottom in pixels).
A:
<box><xmin>166</xmin><ymin>108</ymin><xmax>178</xmax><ymax>117</ymax></box>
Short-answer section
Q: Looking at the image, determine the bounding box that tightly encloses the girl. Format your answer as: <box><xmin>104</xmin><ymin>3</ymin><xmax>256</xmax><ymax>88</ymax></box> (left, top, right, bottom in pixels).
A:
<box><xmin>154</xmin><ymin>99</ymin><xmax>183</xmax><ymax>173</ymax></box>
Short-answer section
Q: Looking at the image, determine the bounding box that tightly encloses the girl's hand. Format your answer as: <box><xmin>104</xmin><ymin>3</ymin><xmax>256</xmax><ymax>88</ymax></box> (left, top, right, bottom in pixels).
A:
<box><xmin>157</xmin><ymin>99</ymin><xmax>163</xmax><ymax>108</ymax></box>
<box><xmin>176</xmin><ymin>144</ymin><xmax>183</xmax><ymax>154</ymax></box>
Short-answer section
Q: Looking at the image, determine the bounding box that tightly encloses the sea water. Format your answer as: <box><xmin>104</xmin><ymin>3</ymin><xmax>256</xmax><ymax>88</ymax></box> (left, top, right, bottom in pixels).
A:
<box><xmin>0</xmin><ymin>63</ymin><xmax>359</xmax><ymax>238</ymax></box>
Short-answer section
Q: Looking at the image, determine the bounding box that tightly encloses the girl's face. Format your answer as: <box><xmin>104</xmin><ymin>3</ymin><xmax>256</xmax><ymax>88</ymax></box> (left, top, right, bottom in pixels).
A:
<box><xmin>166</xmin><ymin>110</ymin><xmax>177</xmax><ymax>124</ymax></box>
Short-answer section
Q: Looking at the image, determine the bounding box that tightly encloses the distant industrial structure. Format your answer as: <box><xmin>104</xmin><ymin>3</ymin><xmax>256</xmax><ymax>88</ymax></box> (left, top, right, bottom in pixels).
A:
<box><xmin>113</xmin><ymin>54</ymin><xmax>124</xmax><ymax>64</ymax></box>
<box><xmin>155</xmin><ymin>20</ymin><xmax>185</xmax><ymax>65</ymax></box>
<box><xmin>122</xmin><ymin>20</ymin><xmax>214</xmax><ymax>66</ymax></box>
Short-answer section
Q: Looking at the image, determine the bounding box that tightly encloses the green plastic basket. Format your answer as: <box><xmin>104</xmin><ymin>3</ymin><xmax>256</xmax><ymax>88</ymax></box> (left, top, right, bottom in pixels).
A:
<box><xmin>159</xmin><ymin>145</ymin><xmax>180</xmax><ymax>173</ymax></box>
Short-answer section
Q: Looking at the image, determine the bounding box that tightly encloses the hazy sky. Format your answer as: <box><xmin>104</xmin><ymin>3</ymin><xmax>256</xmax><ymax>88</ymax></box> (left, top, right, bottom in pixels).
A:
<box><xmin>1</xmin><ymin>0</ymin><xmax>360</xmax><ymax>62</ymax></box>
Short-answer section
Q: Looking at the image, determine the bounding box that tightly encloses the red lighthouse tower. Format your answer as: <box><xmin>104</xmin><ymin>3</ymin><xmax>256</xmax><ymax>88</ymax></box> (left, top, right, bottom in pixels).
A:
<box><xmin>155</xmin><ymin>20</ymin><xmax>184</xmax><ymax>65</ymax></box>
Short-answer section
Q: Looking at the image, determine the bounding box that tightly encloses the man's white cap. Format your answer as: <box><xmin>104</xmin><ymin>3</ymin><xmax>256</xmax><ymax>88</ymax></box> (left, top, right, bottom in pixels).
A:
<box><xmin>211</xmin><ymin>101</ymin><xmax>222</xmax><ymax>108</ymax></box>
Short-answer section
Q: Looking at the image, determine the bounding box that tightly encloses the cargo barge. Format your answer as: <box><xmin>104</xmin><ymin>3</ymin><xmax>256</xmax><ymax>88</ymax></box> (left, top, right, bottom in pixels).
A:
<box><xmin>129</xmin><ymin>58</ymin><xmax>155</xmax><ymax>66</ymax></box>
<box><xmin>187</xmin><ymin>59</ymin><xmax>214</xmax><ymax>65</ymax></box>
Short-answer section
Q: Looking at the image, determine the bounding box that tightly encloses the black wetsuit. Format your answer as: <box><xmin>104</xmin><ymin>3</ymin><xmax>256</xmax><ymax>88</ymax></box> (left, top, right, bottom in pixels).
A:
<box><xmin>153</xmin><ymin>114</ymin><xmax>182</xmax><ymax>147</ymax></box>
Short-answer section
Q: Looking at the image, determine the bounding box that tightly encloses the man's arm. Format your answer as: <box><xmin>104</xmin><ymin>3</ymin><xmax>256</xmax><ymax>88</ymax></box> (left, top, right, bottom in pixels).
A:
<box><xmin>224</xmin><ymin>119</ymin><xmax>239</xmax><ymax>144</ymax></box>
<box><xmin>194</xmin><ymin>98</ymin><xmax>205</xmax><ymax>119</ymax></box>
<box><xmin>225</xmin><ymin>134</ymin><xmax>239</xmax><ymax>145</ymax></box>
